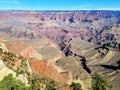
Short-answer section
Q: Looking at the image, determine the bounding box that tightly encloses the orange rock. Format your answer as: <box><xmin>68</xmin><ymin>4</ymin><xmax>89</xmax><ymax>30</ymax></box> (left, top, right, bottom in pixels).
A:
<box><xmin>29</xmin><ymin>58</ymin><xmax>73</xmax><ymax>86</ymax></box>
<box><xmin>0</xmin><ymin>37</ymin><xmax>4</xmax><ymax>42</ymax></box>
<box><xmin>5</xmin><ymin>41</ymin><xmax>36</xmax><ymax>58</ymax></box>
<box><xmin>19</xmin><ymin>46</ymin><xmax>36</xmax><ymax>58</ymax></box>
<box><xmin>5</xmin><ymin>41</ymin><xmax>26</xmax><ymax>54</ymax></box>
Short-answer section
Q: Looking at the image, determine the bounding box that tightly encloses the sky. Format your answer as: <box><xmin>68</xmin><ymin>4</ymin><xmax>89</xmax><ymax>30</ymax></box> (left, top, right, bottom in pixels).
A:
<box><xmin>0</xmin><ymin>0</ymin><xmax>120</xmax><ymax>10</ymax></box>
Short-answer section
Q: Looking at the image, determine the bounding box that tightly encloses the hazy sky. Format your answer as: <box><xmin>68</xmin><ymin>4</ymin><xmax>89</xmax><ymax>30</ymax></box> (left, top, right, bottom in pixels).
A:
<box><xmin>0</xmin><ymin>0</ymin><xmax>120</xmax><ymax>10</ymax></box>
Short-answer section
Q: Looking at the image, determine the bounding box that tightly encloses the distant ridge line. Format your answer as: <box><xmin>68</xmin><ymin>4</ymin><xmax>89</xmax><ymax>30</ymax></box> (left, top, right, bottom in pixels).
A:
<box><xmin>0</xmin><ymin>10</ymin><xmax>120</xmax><ymax>13</ymax></box>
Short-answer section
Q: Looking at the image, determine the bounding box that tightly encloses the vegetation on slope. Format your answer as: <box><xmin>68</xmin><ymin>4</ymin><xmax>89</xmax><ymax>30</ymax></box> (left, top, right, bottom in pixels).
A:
<box><xmin>0</xmin><ymin>47</ymin><xmax>29</xmax><ymax>75</ymax></box>
<box><xmin>28</xmin><ymin>73</ymin><xmax>58</xmax><ymax>90</ymax></box>
<box><xmin>91</xmin><ymin>73</ymin><xmax>112</xmax><ymax>90</ymax></box>
<box><xmin>0</xmin><ymin>73</ymin><xmax>58</xmax><ymax>90</ymax></box>
<box><xmin>0</xmin><ymin>47</ymin><xmax>58</xmax><ymax>90</ymax></box>
<box><xmin>0</xmin><ymin>42</ymin><xmax>114</xmax><ymax>90</ymax></box>
<box><xmin>70</xmin><ymin>82</ymin><xmax>83</xmax><ymax>90</ymax></box>
<box><xmin>0</xmin><ymin>74</ymin><xmax>29</xmax><ymax>90</ymax></box>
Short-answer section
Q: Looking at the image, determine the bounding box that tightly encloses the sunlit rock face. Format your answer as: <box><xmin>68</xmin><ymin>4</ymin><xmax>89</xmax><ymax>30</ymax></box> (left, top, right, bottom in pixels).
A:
<box><xmin>0</xmin><ymin>10</ymin><xmax>120</xmax><ymax>90</ymax></box>
<box><xmin>29</xmin><ymin>58</ymin><xmax>73</xmax><ymax>85</ymax></box>
<box><xmin>0</xmin><ymin>10</ymin><xmax>120</xmax><ymax>44</ymax></box>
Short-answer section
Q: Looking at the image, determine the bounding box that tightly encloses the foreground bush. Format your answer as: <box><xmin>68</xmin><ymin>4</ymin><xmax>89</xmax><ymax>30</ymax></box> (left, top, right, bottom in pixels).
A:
<box><xmin>0</xmin><ymin>74</ymin><xmax>29</xmax><ymax>90</ymax></box>
<box><xmin>70</xmin><ymin>82</ymin><xmax>83</xmax><ymax>90</ymax></box>
<box><xmin>92</xmin><ymin>73</ymin><xmax>112</xmax><ymax>90</ymax></box>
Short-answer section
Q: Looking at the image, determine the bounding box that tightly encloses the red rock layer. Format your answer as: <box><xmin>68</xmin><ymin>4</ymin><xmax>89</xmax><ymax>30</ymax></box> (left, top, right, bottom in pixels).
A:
<box><xmin>29</xmin><ymin>58</ymin><xmax>73</xmax><ymax>85</ymax></box>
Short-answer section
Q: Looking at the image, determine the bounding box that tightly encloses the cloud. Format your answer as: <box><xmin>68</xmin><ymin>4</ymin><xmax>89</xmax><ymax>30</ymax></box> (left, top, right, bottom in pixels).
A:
<box><xmin>0</xmin><ymin>0</ymin><xmax>19</xmax><ymax>4</ymax></box>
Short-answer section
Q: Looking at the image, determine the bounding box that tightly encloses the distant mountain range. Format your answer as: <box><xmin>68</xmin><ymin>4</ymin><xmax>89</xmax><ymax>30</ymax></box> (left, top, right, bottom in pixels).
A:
<box><xmin>0</xmin><ymin>10</ymin><xmax>120</xmax><ymax>90</ymax></box>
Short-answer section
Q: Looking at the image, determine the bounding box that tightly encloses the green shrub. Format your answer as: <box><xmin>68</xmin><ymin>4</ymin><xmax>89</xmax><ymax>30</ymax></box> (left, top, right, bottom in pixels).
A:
<box><xmin>92</xmin><ymin>73</ymin><xmax>112</xmax><ymax>90</ymax></box>
<box><xmin>46</xmin><ymin>81</ymin><xmax>56</xmax><ymax>90</ymax></box>
<box><xmin>0</xmin><ymin>74</ymin><xmax>29</xmax><ymax>90</ymax></box>
<box><xmin>70</xmin><ymin>82</ymin><xmax>83</xmax><ymax>90</ymax></box>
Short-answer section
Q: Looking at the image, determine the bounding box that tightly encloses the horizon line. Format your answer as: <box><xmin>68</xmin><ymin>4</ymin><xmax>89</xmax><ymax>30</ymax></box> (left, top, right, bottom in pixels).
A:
<box><xmin>0</xmin><ymin>9</ymin><xmax>120</xmax><ymax>11</ymax></box>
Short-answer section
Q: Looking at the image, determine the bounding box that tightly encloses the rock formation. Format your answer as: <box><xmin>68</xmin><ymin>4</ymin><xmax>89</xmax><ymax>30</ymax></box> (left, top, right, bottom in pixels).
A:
<box><xmin>0</xmin><ymin>10</ymin><xmax>120</xmax><ymax>90</ymax></box>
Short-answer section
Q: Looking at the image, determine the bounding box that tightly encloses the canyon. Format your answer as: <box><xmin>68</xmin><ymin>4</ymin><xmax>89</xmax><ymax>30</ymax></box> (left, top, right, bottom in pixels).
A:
<box><xmin>0</xmin><ymin>10</ymin><xmax>120</xmax><ymax>90</ymax></box>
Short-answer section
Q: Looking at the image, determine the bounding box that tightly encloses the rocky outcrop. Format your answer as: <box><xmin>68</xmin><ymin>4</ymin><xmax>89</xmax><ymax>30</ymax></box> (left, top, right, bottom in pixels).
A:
<box><xmin>0</xmin><ymin>42</ymin><xmax>8</xmax><ymax>52</ymax></box>
<box><xmin>19</xmin><ymin>46</ymin><xmax>43</xmax><ymax>60</ymax></box>
<box><xmin>5</xmin><ymin>41</ymin><xmax>26</xmax><ymax>54</ymax></box>
<box><xmin>56</xmin><ymin>56</ymin><xmax>92</xmax><ymax>90</ymax></box>
<box><xmin>29</xmin><ymin>58</ymin><xmax>73</xmax><ymax>86</ymax></box>
<box><xmin>5</xmin><ymin>40</ymin><xmax>43</xmax><ymax>60</ymax></box>
<box><xmin>0</xmin><ymin>59</ymin><xmax>29</xmax><ymax>86</ymax></box>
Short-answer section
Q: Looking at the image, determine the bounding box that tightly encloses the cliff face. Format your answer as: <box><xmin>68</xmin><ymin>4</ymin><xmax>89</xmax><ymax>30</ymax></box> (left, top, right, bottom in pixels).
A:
<box><xmin>0</xmin><ymin>11</ymin><xmax>120</xmax><ymax>90</ymax></box>
<box><xmin>0</xmin><ymin>11</ymin><xmax>120</xmax><ymax>44</ymax></box>
<box><xmin>29</xmin><ymin>58</ymin><xmax>73</xmax><ymax>86</ymax></box>
<box><xmin>1</xmin><ymin>37</ymin><xmax>120</xmax><ymax>90</ymax></box>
